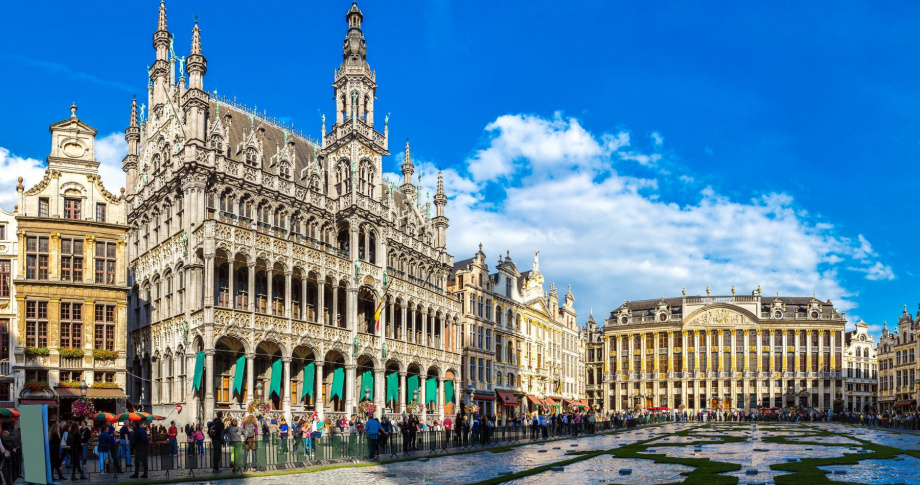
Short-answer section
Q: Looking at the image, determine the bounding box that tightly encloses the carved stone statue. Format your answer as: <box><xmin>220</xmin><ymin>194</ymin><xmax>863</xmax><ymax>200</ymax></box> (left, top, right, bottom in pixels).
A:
<box><xmin>381</xmin><ymin>341</ymin><xmax>388</xmax><ymax>360</ymax></box>
<box><xmin>353</xmin><ymin>336</ymin><xmax>360</xmax><ymax>357</ymax></box>
<box><xmin>533</xmin><ymin>250</ymin><xmax>540</xmax><ymax>272</ymax></box>
<box><xmin>181</xmin><ymin>232</ymin><xmax>189</xmax><ymax>255</ymax></box>
<box><xmin>354</xmin><ymin>259</ymin><xmax>361</xmax><ymax>279</ymax></box>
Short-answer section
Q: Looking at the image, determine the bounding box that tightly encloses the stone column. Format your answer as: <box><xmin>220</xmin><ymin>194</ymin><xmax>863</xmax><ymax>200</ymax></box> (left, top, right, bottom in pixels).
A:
<box><xmin>266</xmin><ymin>269</ymin><xmax>274</xmax><ymax>316</ymax></box>
<box><xmin>332</xmin><ymin>283</ymin><xmax>339</xmax><ymax>327</ymax></box>
<box><xmin>284</xmin><ymin>270</ymin><xmax>292</xmax><ymax>318</ymax></box>
<box><xmin>345</xmin><ymin>364</ymin><xmax>356</xmax><ymax>415</ymax></box>
<box><xmin>247</xmin><ymin>263</ymin><xmax>256</xmax><ymax>311</ymax></box>
<box><xmin>203</xmin><ymin>253</ymin><xmax>215</xmax><ymax>307</ymax></box>
<box><xmin>282</xmin><ymin>357</ymin><xmax>292</xmax><ymax>422</ymax></box>
<box><xmin>374</xmin><ymin>368</ymin><xmax>385</xmax><ymax>418</ymax></box>
<box><xmin>317</xmin><ymin>280</ymin><xmax>325</xmax><ymax>325</ymax></box>
<box><xmin>437</xmin><ymin>377</ymin><xmax>445</xmax><ymax>420</ymax></box>
<box><xmin>204</xmin><ymin>350</ymin><xmax>215</xmax><ymax>421</ymax></box>
<box><xmin>421</xmin><ymin>310</ymin><xmax>428</xmax><ymax>347</ymax></box>
<box><xmin>420</xmin><ymin>375</ymin><xmax>427</xmax><ymax>420</ymax></box>
<box><xmin>398</xmin><ymin>372</ymin><xmax>407</xmax><ymax>413</ymax></box>
<box><xmin>151</xmin><ymin>357</ymin><xmax>160</xmax><ymax>405</ymax></box>
<box><xmin>228</xmin><ymin>259</ymin><xmax>235</xmax><ymax>309</ymax></box>
<box><xmin>301</xmin><ymin>275</ymin><xmax>308</xmax><ymax>321</ymax></box>
<box><xmin>400</xmin><ymin>304</ymin><xmax>407</xmax><ymax>341</ymax></box>
<box><xmin>315</xmin><ymin>362</ymin><xmax>324</xmax><ymax>420</ymax></box>
<box><xmin>246</xmin><ymin>352</ymin><xmax>255</xmax><ymax>406</ymax></box>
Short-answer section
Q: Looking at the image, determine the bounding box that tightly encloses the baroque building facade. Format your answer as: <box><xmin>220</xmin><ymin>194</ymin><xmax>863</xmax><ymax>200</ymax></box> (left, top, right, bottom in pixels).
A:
<box><xmin>126</xmin><ymin>2</ymin><xmax>462</xmax><ymax>424</ymax></box>
<box><xmin>448</xmin><ymin>247</ymin><xmax>585</xmax><ymax>420</ymax></box>
<box><xmin>876</xmin><ymin>306</ymin><xmax>918</xmax><ymax>414</ymax></box>
<box><xmin>0</xmin><ymin>207</ymin><xmax>15</xmax><ymax>408</ymax></box>
<box><xmin>843</xmin><ymin>320</ymin><xmax>878</xmax><ymax>413</ymax></box>
<box><xmin>602</xmin><ymin>289</ymin><xmax>847</xmax><ymax>413</ymax></box>
<box><xmin>583</xmin><ymin>311</ymin><xmax>604</xmax><ymax>411</ymax></box>
<box><xmin>14</xmin><ymin>105</ymin><xmax>129</xmax><ymax>417</ymax></box>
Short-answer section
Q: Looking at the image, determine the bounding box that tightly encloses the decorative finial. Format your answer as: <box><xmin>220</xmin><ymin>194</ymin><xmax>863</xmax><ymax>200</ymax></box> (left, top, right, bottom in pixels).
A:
<box><xmin>158</xmin><ymin>0</ymin><xmax>167</xmax><ymax>32</ymax></box>
<box><xmin>706</xmin><ymin>285</ymin><xmax>710</xmax><ymax>296</ymax></box>
<box><xmin>681</xmin><ymin>286</ymin><xmax>686</xmax><ymax>296</ymax></box>
<box><xmin>129</xmin><ymin>97</ymin><xmax>139</xmax><ymax>127</ymax></box>
<box><xmin>731</xmin><ymin>285</ymin><xmax>736</xmax><ymax>296</ymax></box>
<box><xmin>120</xmin><ymin>187</ymin><xmax>125</xmax><ymax>197</ymax></box>
<box><xmin>478</xmin><ymin>242</ymin><xmax>482</xmax><ymax>252</ymax></box>
<box><xmin>191</xmin><ymin>18</ymin><xmax>202</xmax><ymax>55</ymax></box>
<box><xmin>506</xmin><ymin>250</ymin><xmax>510</xmax><ymax>259</ymax></box>
<box><xmin>70</xmin><ymin>103</ymin><xmax>77</xmax><ymax>117</ymax></box>
<box><xmin>437</xmin><ymin>171</ymin><xmax>444</xmax><ymax>194</ymax></box>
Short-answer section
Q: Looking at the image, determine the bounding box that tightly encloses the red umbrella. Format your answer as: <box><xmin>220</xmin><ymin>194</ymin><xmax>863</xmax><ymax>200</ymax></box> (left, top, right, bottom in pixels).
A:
<box><xmin>115</xmin><ymin>412</ymin><xmax>142</xmax><ymax>422</ymax></box>
<box><xmin>0</xmin><ymin>408</ymin><xmax>19</xmax><ymax>423</ymax></box>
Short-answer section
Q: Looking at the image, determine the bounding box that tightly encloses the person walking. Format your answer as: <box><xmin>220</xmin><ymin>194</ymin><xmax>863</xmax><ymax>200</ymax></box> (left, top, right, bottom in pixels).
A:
<box><xmin>49</xmin><ymin>424</ymin><xmax>66</xmax><ymax>482</ymax></box>
<box><xmin>118</xmin><ymin>421</ymin><xmax>132</xmax><ymax>470</ymax></box>
<box><xmin>79</xmin><ymin>422</ymin><xmax>91</xmax><ymax>470</ymax></box>
<box><xmin>129</xmin><ymin>422</ymin><xmax>149</xmax><ymax>479</ymax></box>
<box><xmin>364</xmin><ymin>414</ymin><xmax>380</xmax><ymax>460</ymax></box>
<box><xmin>240</xmin><ymin>415</ymin><xmax>258</xmax><ymax>472</ymax></box>
<box><xmin>209</xmin><ymin>411</ymin><xmax>225</xmax><ymax>473</ymax></box>
<box><xmin>97</xmin><ymin>425</ymin><xmax>113</xmax><ymax>473</ymax></box>
<box><xmin>226</xmin><ymin>418</ymin><xmax>245</xmax><ymax>473</ymax></box>
<box><xmin>68</xmin><ymin>422</ymin><xmax>87</xmax><ymax>480</ymax></box>
<box><xmin>167</xmin><ymin>421</ymin><xmax>179</xmax><ymax>456</ymax></box>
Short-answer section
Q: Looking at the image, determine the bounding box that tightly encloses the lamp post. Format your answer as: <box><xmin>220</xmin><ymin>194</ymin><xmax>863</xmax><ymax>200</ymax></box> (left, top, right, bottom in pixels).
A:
<box><xmin>80</xmin><ymin>380</ymin><xmax>88</xmax><ymax>399</ymax></box>
<box><xmin>256</xmin><ymin>381</ymin><xmax>263</xmax><ymax>401</ymax></box>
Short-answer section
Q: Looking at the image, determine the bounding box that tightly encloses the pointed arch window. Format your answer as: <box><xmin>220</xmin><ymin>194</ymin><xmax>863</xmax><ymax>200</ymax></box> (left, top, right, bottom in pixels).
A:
<box><xmin>245</xmin><ymin>147</ymin><xmax>259</xmax><ymax>167</ymax></box>
<box><xmin>279</xmin><ymin>162</ymin><xmax>292</xmax><ymax>180</ymax></box>
<box><xmin>210</xmin><ymin>134</ymin><xmax>223</xmax><ymax>151</ymax></box>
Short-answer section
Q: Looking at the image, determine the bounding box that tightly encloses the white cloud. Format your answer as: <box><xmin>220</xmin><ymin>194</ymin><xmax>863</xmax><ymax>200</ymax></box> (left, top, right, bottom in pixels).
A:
<box><xmin>0</xmin><ymin>132</ymin><xmax>126</xmax><ymax>211</ymax></box>
<box><xmin>438</xmin><ymin>113</ymin><xmax>890</xmax><ymax>324</ymax></box>
<box><xmin>0</xmin><ymin>147</ymin><xmax>45</xmax><ymax>210</ymax></box>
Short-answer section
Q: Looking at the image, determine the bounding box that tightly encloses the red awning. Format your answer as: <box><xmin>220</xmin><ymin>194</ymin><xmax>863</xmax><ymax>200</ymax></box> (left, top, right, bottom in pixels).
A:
<box><xmin>544</xmin><ymin>397</ymin><xmax>558</xmax><ymax>406</ymax></box>
<box><xmin>496</xmin><ymin>390</ymin><xmax>519</xmax><ymax>406</ymax></box>
<box><xmin>473</xmin><ymin>393</ymin><xmax>496</xmax><ymax>401</ymax></box>
<box><xmin>578</xmin><ymin>399</ymin><xmax>589</xmax><ymax>408</ymax></box>
<box><xmin>527</xmin><ymin>395</ymin><xmax>544</xmax><ymax>406</ymax></box>
<box><xmin>57</xmin><ymin>387</ymin><xmax>127</xmax><ymax>399</ymax></box>
<box><xmin>0</xmin><ymin>402</ymin><xmax>14</xmax><ymax>409</ymax></box>
<box><xmin>564</xmin><ymin>399</ymin><xmax>579</xmax><ymax>406</ymax></box>
<box><xmin>20</xmin><ymin>399</ymin><xmax>58</xmax><ymax>408</ymax></box>
<box><xmin>896</xmin><ymin>400</ymin><xmax>915</xmax><ymax>407</ymax></box>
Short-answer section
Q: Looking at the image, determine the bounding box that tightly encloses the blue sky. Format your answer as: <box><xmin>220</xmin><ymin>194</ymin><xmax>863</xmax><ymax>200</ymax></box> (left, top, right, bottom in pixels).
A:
<box><xmin>0</xmin><ymin>1</ymin><xmax>918</xmax><ymax>335</ymax></box>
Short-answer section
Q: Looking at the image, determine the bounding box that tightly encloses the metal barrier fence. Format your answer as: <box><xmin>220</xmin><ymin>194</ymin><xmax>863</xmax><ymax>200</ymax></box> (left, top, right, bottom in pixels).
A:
<box><xmin>48</xmin><ymin>418</ymin><xmax>656</xmax><ymax>479</ymax></box>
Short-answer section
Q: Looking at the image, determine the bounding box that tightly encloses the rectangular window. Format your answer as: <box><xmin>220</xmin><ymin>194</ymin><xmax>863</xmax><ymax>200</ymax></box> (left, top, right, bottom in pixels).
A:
<box><xmin>0</xmin><ymin>225</ymin><xmax>6</xmax><ymax>240</ymax></box>
<box><xmin>60</xmin><ymin>237</ymin><xmax>84</xmax><ymax>282</ymax></box>
<box><xmin>93</xmin><ymin>372</ymin><xmax>115</xmax><ymax>383</ymax></box>
<box><xmin>60</xmin><ymin>302</ymin><xmax>83</xmax><ymax>349</ymax></box>
<box><xmin>0</xmin><ymin>261</ymin><xmax>9</xmax><ymax>297</ymax></box>
<box><xmin>25</xmin><ymin>300</ymin><xmax>48</xmax><ymax>347</ymax></box>
<box><xmin>25</xmin><ymin>236</ymin><xmax>49</xmax><ymax>280</ymax></box>
<box><xmin>94</xmin><ymin>304</ymin><xmax>116</xmax><ymax>351</ymax></box>
<box><xmin>38</xmin><ymin>198</ymin><xmax>49</xmax><ymax>217</ymax></box>
<box><xmin>0</xmin><ymin>319</ymin><xmax>9</xmax><ymax>362</ymax></box>
<box><xmin>95</xmin><ymin>241</ymin><xmax>117</xmax><ymax>284</ymax></box>
<box><xmin>95</xmin><ymin>203</ymin><xmax>106</xmax><ymax>222</ymax></box>
<box><xmin>64</xmin><ymin>198</ymin><xmax>81</xmax><ymax>220</ymax></box>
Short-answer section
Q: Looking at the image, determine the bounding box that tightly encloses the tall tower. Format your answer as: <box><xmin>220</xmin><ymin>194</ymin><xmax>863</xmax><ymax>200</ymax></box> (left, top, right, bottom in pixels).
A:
<box><xmin>334</xmin><ymin>2</ymin><xmax>376</xmax><ymax>127</ymax></box>
<box><xmin>150</xmin><ymin>0</ymin><xmax>170</xmax><ymax>110</ymax></box>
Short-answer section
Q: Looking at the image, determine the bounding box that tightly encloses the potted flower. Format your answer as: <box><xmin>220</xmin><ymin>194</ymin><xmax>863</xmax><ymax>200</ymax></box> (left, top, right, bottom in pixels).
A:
<box><xmin>358</xmin><ymin>400</ymin><xmax>377</xmax><ymax>416</ymax></box>
<box><xmin>406</xmin><ymin>401</ymin><xmax>425</xmax><ymax>415</ymax></box>
<box><xmin>247</xmin><ymin>398</ymin><xmax>270</xmax><ymax>417</ymax></box>
<box><xmin>23</xmin><ymin>380</ymin><xmax>49</xmax><ymax>392</ymax></box>
<box><xmin>57</xmin><ymin>381</ymin><xmax>82</xmax><ymax>388</ymax></box>
<box><xmin>92</xmin><ymin>349</ymin><xmax>119</xmax><ymax>360</ymax></box>
<box><xmin>60</xmin><ymin>348</ymin><xmax>85</xmax><ymax>359</ymax></box>
<box><xmin>24</xmin><ymin>347</ymin><xmax>50</xmax><ymax>358</ymax></box>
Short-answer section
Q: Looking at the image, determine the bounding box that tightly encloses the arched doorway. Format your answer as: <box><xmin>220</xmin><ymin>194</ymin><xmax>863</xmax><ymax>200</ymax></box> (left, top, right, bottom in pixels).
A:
<box><xmin>384</xmin><ymin>360</ymin><xmax>401</xmax><ymax>413</ymax></box>
<box><xmin>292</xmin><ymin>345</ymin><xmax>316</xmax><ymax>412</ymax></box>
<box><xmin>255</xmin><ymin>341</ymin><xmax>283</xmax><ymax>410</ymax></box>
<box><xmin>214</xmin><ymin>336</ymin><xmax>247</xmax><ymax>409</ymax></box>
<box><xmin>356</xmin><ymin>355</ymin><xmax>376</xmax><ymax>405</ymax></box>
<box><xmin>323</xmin><ymin>350</ymin><xmax>346</xmax><ymax>413</ymax></box>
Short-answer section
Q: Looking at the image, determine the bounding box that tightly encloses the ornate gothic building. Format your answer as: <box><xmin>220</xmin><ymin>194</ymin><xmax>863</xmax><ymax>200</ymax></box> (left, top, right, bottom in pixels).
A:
<box><xmin>126</xmin><ymin>2</ymin><xmax>462</xmax><ymax>424</ymax></box>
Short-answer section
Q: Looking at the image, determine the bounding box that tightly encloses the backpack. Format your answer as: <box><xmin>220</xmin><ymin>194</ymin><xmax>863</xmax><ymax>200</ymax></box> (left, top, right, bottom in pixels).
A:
<box><xmin>244</xmin><ymin>422</ymin><xmax>257</xmax><ymax>439</ymax></box>
<box><xmin>196</xmin><ymin>430</ymin><xmax>204</xmax><ymax>441</ymax></box>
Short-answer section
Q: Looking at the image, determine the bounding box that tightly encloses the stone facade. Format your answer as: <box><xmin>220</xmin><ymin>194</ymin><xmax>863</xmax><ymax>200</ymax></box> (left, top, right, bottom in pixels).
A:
<box><xmin>843</xmin><ymin>320</ymin><xmax>878</xmax><ymax>413</ymax></box>
<box><xmin>876</xmin><ymin>306</ymin><xmax>919</xmax><ymax>414</ymax></box>
<box><xmin>0</xmin><ymin>207</ymin><xmax>15</xmax><ymax>407</ymax></box>
<box><xmin>583</xmin><ymin>311</ymin><xmax>604</xmax><ymax>410</ymax></box>
<box><xmin>125</xmin><ymin>2</ymin><xmax>461</xmax><ymax>424</ymax></box>
<box><xmin>602</xmin><ymin>289</ymin><xmax>847</xmax><ymax>413</ymax></box>
<box><xmin>14</xmin><ymin>105</ymin><xmax>129</xmax><ymax>417</ymax></box>
<box><xmin>448</xmin><ymin>247</ymin><xmax>585</xmax><ymax>419</ymax></box>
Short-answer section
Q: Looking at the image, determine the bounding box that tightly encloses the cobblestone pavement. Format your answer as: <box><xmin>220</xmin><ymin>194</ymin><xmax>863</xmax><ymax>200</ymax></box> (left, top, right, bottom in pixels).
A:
<box><xmin>35</xmin><ymin>422</ymin><xmax>920</xmax><ymax>484</ymax></box>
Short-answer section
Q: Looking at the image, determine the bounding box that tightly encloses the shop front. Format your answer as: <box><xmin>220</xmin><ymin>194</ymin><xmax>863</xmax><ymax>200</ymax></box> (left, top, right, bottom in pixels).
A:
<box><xmin>495</xmin><ymin>390</ymin><xmax>519</xmax><ymax>422</ymax></box>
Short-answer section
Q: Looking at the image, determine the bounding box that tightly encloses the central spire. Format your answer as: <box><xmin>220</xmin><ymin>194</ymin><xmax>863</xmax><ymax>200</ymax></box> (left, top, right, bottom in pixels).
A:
<box><xmin>343</xmin><ymin>1</ymin><xmax>366</xmax><ymax>61</ymax></box>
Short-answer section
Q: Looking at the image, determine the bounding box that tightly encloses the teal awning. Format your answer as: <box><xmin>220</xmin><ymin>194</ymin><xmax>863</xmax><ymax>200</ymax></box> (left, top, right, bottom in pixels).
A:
<box><xmin>232</xmin><ymin>354</ymin><xmax>246</xmax><ymax>396</ymax></box>
<box><xmin>360</xmin><ymin>370</ymin><xmax>374</xmax><ymax>401</ymax></box>
<box><xmin>302</xmin><ymin>362</ymin><xmax>315</xmax><ymax>399</ymax></box>
<box><xmin>444</xmin><ymin>380</ymin><xmax>454</xmax><ymax>404</ymax></box>
<box><xmin>407</xmin><ymin>375</ymin><xmax>419</xmax><ymax>402</ymax></box>
<box><xmin>425</xmin><ymin>377</ymin><xmax>437</xmax><ymax>404</ymax></box>
<box><xmin>331</xmin><ymin>367</ymin><xmax>344</xmax><ymax>400</ymax></box>
<box><xmin>269</xmin><ymin>358</ymin><xmax>282</xmax><ymax>398</ymax></box>
<box><xmin>385</xmin><ymin>372</ymin><xmax>398</xmax><ymax>404</ymax></box>
<box><xmin>192</xmin><ymin>351</ymin><xmax>205</xmax><ymax>392</ymax></box>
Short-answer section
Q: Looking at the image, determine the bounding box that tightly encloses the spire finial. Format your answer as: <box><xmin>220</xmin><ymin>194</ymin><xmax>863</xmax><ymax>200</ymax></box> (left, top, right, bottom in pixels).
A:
<box><xmin>191</xmin><ymin>18</ymin><xmax>202</xmax><ymax>55</ymax></box>
<box><xmin>437</xmin><ymin>171</ymin><xmax>444</xmax><ymax>195</ymax></box>
<box><xmin>158</xmin><ymin>0</ymin><xmax>167</xmax><ymax>32</ymax></box>
<box><xmin>129</xmin><ymin>97</ymin><xmax>138</xmax><ymax>127</ymax></box>
<box><xmin>70</xmin><ymin>103</ymin><xmax>77</xmax><ymax>118</ymax></box>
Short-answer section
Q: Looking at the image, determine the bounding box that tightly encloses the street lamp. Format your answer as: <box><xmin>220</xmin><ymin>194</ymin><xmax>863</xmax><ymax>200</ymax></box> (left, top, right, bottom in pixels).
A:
<box><xmin>80</xmin><ymin>380</ymin><xmax>88</xmax><ymax>399</ymax></box>
<box><xmin>256</xmin><ymin>381</ymin><xmax>263</xmax><ymax>400</ymax></box>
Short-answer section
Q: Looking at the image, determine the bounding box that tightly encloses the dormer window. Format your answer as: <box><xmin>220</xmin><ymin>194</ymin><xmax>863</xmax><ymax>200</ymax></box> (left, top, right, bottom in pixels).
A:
<box><xmin>245</xmin><ymin>147</ymin><xmax>259</xmax><ymax>167</ymax></box>
<box><xmin>210</xmin><ymin>134</ymin><xmax>223</xmax><ymax>151</ymax></box>
<box><xmin>279</xmin><ymin>163</ymin><xmax>291</xmax><ymax>180</ymax></box>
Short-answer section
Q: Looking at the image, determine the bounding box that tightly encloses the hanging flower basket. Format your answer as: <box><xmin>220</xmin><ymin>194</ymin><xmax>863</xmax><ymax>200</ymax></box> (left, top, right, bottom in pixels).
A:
<box><xmin>678</xmin><ymin>404</ymin><xmax>686</xmax><ymax>410</ymax></box>
<box><xmin>247</xmin><ymin>398</ymin><xmax>270</xmax><ymax>416</ymax></box>
<box><xmin>60</xmin><ymin>348</ymin><xmax>85</xmax><ymax>359</ymax></box>
<box><xmin>72</xmin><ymin>399</ymin><xmax>96</xmax><ymax>419</ymax></box>
<box><xmin>92</xmin><ymin>349</ymin><xmax>119</xmax><ymax>360</ymax></box>
<box><xmin>568</xmin><ymin>404</ymin><xmax>579</xmax><ymax>413</ymax></box>
<box><xmin>464</xmin><ymin>403</ymin><xmax>479</xmax><ymax>415</ymax></box>
<box><xmin>406</xmin><ymin>401</ymin><xmax>425</xmax><ymax>415</ymax></box>
<box><xmin>358</xmin><ymin>400</ymin><xmax>377</xmax><ymax>415</ymax></box>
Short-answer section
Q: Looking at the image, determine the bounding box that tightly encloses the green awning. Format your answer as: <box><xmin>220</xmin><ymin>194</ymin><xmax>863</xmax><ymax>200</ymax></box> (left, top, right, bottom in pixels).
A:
<box><xmin>425</xmin><ymin>377</ymin><xmax>437</xmax><ymax>404</ymax></box>
<box><xmin>269</xmin><ymin>358</ymin><xmax>282</xmax><ymax>398</ymax></box>
<box><xmin>407</xmin><ymin>375</ymin><xmax>419</xmax><ymax>402</ymax></box>
<box><xmin>302</xmin><ymin>361</ymin><xmax>315</xmax><ymax>399</ymax></box>
<box><xmin>232</xmin><ymin>354</ymin><xmax>246</xmax><ymax>396</ymax></box>
<box><xmin>192</xmin><ymin>351</ymin><xmax>205</xmax><ymax>392</ymax></box>
<box><xmin>444</xmin><ymin>380</ymin><xmax>454</xmax><ymax>404</ymax></box>
<box><xmin>360</xmin><ymin>370</ymin><xmax>374</xmax><ymax>401</ymax></box>
<box><xmin>331</xmin><ymin>367</ymin><xmax>344</xmax><ymax>400</ymax></box>
<box><xmin>385</xmin><ymin>372</ymin><xmax>398</xmax><ymax>404</ymax></box>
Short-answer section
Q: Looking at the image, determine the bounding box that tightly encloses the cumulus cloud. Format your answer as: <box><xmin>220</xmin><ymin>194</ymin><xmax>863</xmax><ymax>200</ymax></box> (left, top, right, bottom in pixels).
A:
<box><xmin>0</xmin><ymin>132</ymin><xmax>126</xmax><ymax>211</ymax></box>
<box><xmin>433</xmin><ymin>113</ymin><xmax>891</xmax><ymax>326</ymax></box>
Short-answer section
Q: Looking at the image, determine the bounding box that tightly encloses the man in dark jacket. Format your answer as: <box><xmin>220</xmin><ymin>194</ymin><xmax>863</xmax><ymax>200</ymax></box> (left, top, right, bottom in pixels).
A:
<box><xmin>129</xmin><ymin>423</ymin><xmax>149</xmax><ymax>478</ymax></box>
<box><xmin>209</xmin><ymin>411</ymin><xmax>225</xmax><ymax>473</ymax></box>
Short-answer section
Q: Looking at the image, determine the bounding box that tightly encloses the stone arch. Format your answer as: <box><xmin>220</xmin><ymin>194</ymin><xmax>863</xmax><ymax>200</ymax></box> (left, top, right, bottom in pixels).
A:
<box><xmin>322</xmin><ymin>349</ymin><xmax>347</xmax><ymax>413</ymax></box>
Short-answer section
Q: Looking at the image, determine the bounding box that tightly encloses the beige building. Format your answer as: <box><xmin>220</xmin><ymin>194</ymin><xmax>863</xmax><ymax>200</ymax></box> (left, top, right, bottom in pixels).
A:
<box><xmin>843</xmin><ymin>321</ymin><xmax>878</xmax><ymax>413</ymax></box>
<box><xmin>876</xmin><ymin>306</ymin><xmax>918</xmax><ymax>414</ymax></box>
<box><xmin>0</xmin><ymin>207</ymin><xmax>15</xmax><ymax>408</ymax></box>
<box><xmin>126</xmin><ymin>2</ymin><xmax>462</xmax><ymax>424</ymax></box>
<box><xmin>449</xmin><ymin>247</ymin><xmax>585</xmax><ymax>419</ymax></box>
<box><xmin>583</xmin><ymin>311</ymin><xmax>604</xmax><ymax>411</ymax></box>
<box><xmin>602</xmin><ymin>289</ymin><xmax>847</xmax><ymax>413</ymax></box>
<box><xmin>13</xmin><ymin>105</ymin><xmax>129</xmax><ymax>418</ymax></box>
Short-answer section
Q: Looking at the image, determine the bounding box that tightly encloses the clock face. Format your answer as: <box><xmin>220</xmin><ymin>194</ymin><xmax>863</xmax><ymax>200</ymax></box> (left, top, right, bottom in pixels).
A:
<box><xmin>810</xmin><ymin>311</ymin><xmax>819</xmax><ymax>319</ymax></box>
<box><xmin>773</xmin><ymin>310</ymin><xmax>783</xmax><ymax>319</ymax></box>
<box><xmin>620</xmin><ymin>316</ymin><xmax>628</xmax><ymax>325</ymax></box>
<box><xmin>658</xmin><ymin>312</ymin><xmax>668</xmax><ymax>322</ymax></box>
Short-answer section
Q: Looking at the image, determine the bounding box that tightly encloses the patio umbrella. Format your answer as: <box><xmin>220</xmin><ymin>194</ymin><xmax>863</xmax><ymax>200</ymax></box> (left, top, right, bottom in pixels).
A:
<box><xmin>144</xmin><ymin>414</ymin><xmax>167</xmax><ymax>422</ymax></box>
<box><xmin>114</xmin><ymin>412</ymin><xmax>142</xmax><ymax>422</ymax></box>
<box><xmin>94</xmin><ymin>412</ymin><xmax>117</xmax><ymax>423</ymax></box>
<box><xmin>0</xmin><ymin>408</ymin><xmax>19</xmax><ymax>423</ymax></box>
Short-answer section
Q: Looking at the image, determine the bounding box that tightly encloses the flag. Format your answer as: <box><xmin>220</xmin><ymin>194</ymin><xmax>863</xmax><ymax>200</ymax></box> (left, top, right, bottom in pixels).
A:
<box><xmin>375</xmin><ymin>271</ymin><xmax>391</xmax><ymax>332</ymax></box>
<box><xmin>374</xmin><ymin>298</ymin><xmax>385</xmax><ymax>331</ymax></box>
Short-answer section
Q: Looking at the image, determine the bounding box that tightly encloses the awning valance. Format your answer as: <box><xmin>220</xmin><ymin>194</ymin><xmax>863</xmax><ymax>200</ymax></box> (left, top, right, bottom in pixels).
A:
<box><xmin>496</xmin><ymin>390</ymin><xmax>519</xmax><ymax>406</ymax></box>
<box><xmin>57</xmin><ymin>388</ymin><xmax>127</xmax><ymax>400</ymax></box>
<box><xmin>21</xmin><ymin>399</ymin><xmax>58</xmax><ymax>408</ymax></box>
<box><xmin>526</xmin><ymin>395</ymin><xmax>543</xmax><ymax>406</ymax></box>
<box><xmin>896</xmin><ymin>400</ymin><xmax>915</xmax><ymax>407</ymax></box>
<box><xmin>578</xmin><ymin>399</ymin><xmax>589</xmax><ymax>408</ymax></box>
<box><xmin>564</xmin><ymin>399</ymin><xmax>579</xmax><ymax>406</ymax></box>
<box><xmin>473</xmin><ymin>392</ymin><xmax>496</xmax><ymax>401</ymax></box>
<box><xmin>544</xmin><ymin>397</ymin><xmax>558</xmax><ymax>406</ymax></box>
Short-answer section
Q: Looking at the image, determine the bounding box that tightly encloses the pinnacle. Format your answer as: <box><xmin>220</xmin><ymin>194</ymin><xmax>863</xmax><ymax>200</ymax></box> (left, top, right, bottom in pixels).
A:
<box><xmin>158</xmin><ymin>0</ymin><xmax>167</xmax><ymax>32</ymax></box>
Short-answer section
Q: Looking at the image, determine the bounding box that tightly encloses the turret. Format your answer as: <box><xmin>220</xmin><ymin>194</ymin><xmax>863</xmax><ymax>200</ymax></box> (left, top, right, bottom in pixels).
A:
<box><xmin>151</xmin><ymin>1</ymin><xmax>171</xmax><ymax>108</ymax></box>
<box><xmin>402</xmin><ymin>140</ymin><xmax>414</xmax><ymax>185</ymax></box>
<box><xmin>432</xmin><ymin>171</ymin><xmax>449</xmax><ymax>248</ymax></box>
<box><xmin>334</xmin><ymin>1</ymin><xmax>376</xmax><ymax>126</ymax></box>
<box><xmin>183</xmin><ymin>18</ymin><xmax>209</xmax><ymax>144</ymax></box>
<box><xmin>123</xmin><ymin>97</ymin><xmax>140</xmax><ymax>198</ymax></box>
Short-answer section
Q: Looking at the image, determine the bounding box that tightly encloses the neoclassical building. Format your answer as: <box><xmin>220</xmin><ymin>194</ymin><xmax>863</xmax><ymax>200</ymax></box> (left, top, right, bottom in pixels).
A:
<box><xmin>843</xmin><ymin>320</ymin><xmax>878</xmax><ymax>413</ymax></box>
<box><xmin>126</xmin><ymin>2</ymin><xmax>461</xmax><ymax>424</ymax></box>
<box><xmin>876</xmin><ymin>306</ymin><xmax>918</xmax><ymax>414</ymax></box>
<box><xmin>448</xmin><ymin>248</ymin><xmax>585</xmax><ymax>419</ymax></box>
<box><xmin>602</xmin><ymin>289</ymin><xmax>848</xmax><ymax>413</ymax></box>
<box><xmin>14</xmin><ymin>106</ymin><xmax>129</xmax><ymax>417</ymax></box>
